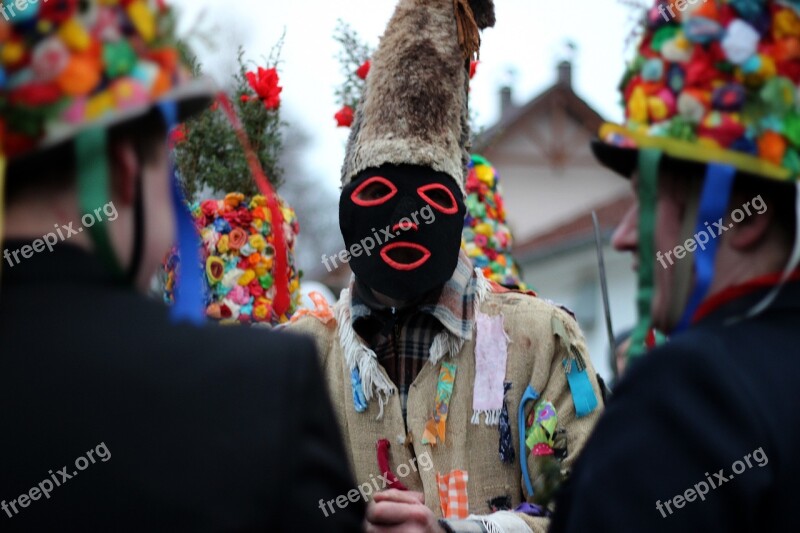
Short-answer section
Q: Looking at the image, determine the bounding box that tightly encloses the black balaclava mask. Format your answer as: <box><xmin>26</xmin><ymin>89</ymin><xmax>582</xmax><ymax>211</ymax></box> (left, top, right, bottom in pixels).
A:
<box><xmin>340</xmin><ymin>164</ymin><xmax>467</xmax><ymax>301</ymax></box>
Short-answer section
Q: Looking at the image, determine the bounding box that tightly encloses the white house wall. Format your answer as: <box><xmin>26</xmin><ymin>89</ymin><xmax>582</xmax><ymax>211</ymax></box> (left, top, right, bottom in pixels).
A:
<box><xmin>519</xmin><ymin>243</ymin><xmax>638</xmax><ymax>385</ymax></box>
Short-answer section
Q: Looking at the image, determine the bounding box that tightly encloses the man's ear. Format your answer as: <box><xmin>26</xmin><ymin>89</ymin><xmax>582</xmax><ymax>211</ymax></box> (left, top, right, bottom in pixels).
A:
<box><xmin>728</xmin><ymin>201</ymin><xmax>773</xmax><ymax>251</ymax></box>
<box><xmin>107</xmin><ymin>139</ymin><xmax>140</xmax><ymax>206</ymax></box>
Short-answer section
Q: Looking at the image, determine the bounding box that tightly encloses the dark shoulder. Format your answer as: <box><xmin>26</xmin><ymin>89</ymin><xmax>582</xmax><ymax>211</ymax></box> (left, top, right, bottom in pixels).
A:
<box><xmin>613</xmin><ymin>323</ymin><xmax>775</xmax><ymax>447</ymax></box>
<box><xmin>617</xmin><ymin>327</ymin><xmax>737</xmax><ymax>406</ymax></box>
<box><xmin>82</xmin><ymin>287</ymin><xmax>320</xmax><ymax>382</ymax></box>
<box><xmin>621</xmin><ymin>318</ymin><xmax>792</xmax><ymax>405</ymax></box>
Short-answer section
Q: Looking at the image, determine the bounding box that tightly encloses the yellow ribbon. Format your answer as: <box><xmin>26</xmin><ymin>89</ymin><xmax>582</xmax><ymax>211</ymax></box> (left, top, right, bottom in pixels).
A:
<box><xmin>599</xmin><ymin>123</ymin><xmax>794</xmax><ymax>182</ymax></box>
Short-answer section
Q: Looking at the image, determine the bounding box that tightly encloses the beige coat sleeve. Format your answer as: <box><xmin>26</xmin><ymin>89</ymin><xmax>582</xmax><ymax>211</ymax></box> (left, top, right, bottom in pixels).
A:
<box><xmin>285</xmin><ymin>315</ymin><xmax>335</xmax><ymax>369</ymax></box>
<box><xmin>516</xmin><ymin>306</ymin><xmax>604</xmax><ymax>533</ymax></box>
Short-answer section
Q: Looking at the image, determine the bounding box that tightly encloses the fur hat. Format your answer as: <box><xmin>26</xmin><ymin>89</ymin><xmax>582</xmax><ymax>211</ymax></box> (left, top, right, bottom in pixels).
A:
<box><xmin>341</xmin><ymin>0</ymin><xmax>496</xmax><ymax>193</ymax></box>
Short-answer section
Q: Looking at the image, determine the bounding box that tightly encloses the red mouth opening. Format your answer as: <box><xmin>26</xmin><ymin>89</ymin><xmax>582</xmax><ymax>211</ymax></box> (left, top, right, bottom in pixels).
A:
<box><xmin>392</xmin><ymin>222</ymin><xmax>419</xmax><ymax>233</ymax></box>
<box><xmin>380</xmin><ymin>242</ymin><xmax>431</xmax><ymax>271</ymax></box>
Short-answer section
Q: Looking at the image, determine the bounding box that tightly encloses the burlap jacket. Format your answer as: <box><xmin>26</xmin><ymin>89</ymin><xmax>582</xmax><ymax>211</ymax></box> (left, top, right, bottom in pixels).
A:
<box><xmin>290</xmin><ymin>285</ymin><xmax>604</xmax><ymax>532</ymax></box>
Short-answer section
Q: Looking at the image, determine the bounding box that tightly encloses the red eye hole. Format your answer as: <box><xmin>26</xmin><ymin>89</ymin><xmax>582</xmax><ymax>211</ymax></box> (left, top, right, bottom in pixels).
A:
<box><xmin>351</xmin><ymin>176</ymin><xmax>398</xmax><ymax>206</ymax></box>
<box><xmin>418</xmin><ymin>183</ymin><xmax>458</xmax><ymax>214</ymax></box>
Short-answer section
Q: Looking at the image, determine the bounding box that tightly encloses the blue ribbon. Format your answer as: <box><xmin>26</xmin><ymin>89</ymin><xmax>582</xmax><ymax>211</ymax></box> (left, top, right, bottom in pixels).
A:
<box><xmin>351</xmin><ymin>368</ymin><xmax>368</xmax><ymax>413</ymax></box>
<box><xmin>517</xmin><ymin>384</ymin><xmax>540</xmax><ymax>498</ymax></box>
<box><xmin>563</xmin><ymin>361</ymin><xmax>598</xmax><ymax>418</ymax></box>
<box><xmin>158</xmin><ymin>101</ymin><xmax>205</xmax><ymax>325</ymax></box>
<box><xmin>675</xmin><ymin>163</ymin><xmax>736</xmax><ymax>332</ymax></box>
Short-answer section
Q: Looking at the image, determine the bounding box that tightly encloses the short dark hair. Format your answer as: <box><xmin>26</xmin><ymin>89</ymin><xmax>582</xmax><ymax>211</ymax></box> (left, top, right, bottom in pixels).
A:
<box><xmin>5</xmin><ymin>109</ymin><xmax>167</xmax><ymax>204</ymax></box>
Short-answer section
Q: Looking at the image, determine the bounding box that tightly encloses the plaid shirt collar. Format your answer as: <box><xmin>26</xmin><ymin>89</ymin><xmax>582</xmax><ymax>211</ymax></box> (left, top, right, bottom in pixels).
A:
<box><xmin>350</xmin><ymin>249</ymin><xmax>478</xmax><ymax>343</ymax></box>
<box><xmin>349</xmin><ymin>250</ymin><xmax>478</xmax><ymax>418</ymax></box>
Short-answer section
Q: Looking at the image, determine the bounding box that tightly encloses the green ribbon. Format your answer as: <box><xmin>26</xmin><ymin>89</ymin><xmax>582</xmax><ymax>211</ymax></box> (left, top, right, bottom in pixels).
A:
<box><xmin>628</xmin><ymin>149</ymin><xmax>662</xmax><ymax>359</ymax></box>
<box><xmin>75</xmin><ymin>127</ymin><xmax>124</xmax><ymax>279</ymax></box>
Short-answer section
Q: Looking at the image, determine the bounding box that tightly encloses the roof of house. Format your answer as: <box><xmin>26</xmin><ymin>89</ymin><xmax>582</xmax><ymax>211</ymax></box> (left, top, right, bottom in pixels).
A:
<box><xmin>473</xmin><ymin>64</ymin><xmax>607</xmax><ymax>155</ymax></box>
<box><xmin>512</xmin><ymin>193</ymin><xmax>634</xmax><ymax>263</ymax></box>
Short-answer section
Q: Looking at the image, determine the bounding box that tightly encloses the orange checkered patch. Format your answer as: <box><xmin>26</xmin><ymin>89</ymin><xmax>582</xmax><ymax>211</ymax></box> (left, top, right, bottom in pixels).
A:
<box><xmin>436</xmin><ymin>470</ymin><xmax>469</xmax><ymax>519</ymax></box>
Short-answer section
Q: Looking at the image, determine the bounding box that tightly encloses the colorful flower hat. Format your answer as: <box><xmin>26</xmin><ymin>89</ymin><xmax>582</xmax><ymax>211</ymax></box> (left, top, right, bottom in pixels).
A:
<box><xmin>0</xmin><ymin>0</ymin><xmax>216</xmax><ymax>322</ymax></box>
<box><xmin>0</xmin><ymin>0</ymin><xmax>214</xmax><ymax>158</ymax></box>
<box><xmin>463</xmin><ymin>154</ymin><xmax>526</xmax><ymax>289</ymax></box>
<box><xmin>163</xmin><ymin>193</ymin><xmax>302</xmax><ymax>325</ymax></box>
<box><xmin>595</xmin><ymin>0</ymin><xmax>800</xmax><ymax>182</ymax></box>
<box><xmin>594</xmin><ymin>0</ymin><xmax>800</xmax><ymax>357</ymax></box>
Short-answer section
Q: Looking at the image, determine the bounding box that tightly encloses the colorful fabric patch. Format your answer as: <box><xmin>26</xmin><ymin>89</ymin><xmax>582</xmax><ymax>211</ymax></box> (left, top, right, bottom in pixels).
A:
<box><xmin>514</xmin><ymin>501</ymin><xmax>549</xmax><ymax>518</ymax></box>
<box><xmin>350</xmin><ymin>368</ymin><xmax>368</xmax><ymax>413</ymax></box>
<box><xmin>290</xmin><ymin>291</ymin><xmax>334</xmax><ymax>324</ymax></box>
<box><xmin>517</xmin><ymin>384</ymin><xmax>540</xmax><ymax>498</ymax></box>
<box><xmin>552</xmin><ymin>316</ymin><xmax>598</xmax><ymax>418</ymax></box>
<box><xmin>422</xmin><ymin>361</ymin><xmax>457</xmax><ymax>446</ymax></box>
<box><xmin>525</xmin><ymin>400</ymin><xmax>558</xmax><ymax>456</ymax></box>
<box><xmin>436</xmin><ymin>469</ymin><xmax>469</xmax><ymax>519</ymax></box>
<box><xmin>471</xmin><ymin>312</ymin><xmax>509</xmax><ymax>425</ymax></box>
<box><xmin>376</xmin><ymin>439</ymin><xmax>407</xmax><ymax>491</ymax></box>
<box><xmin>563</xmin><ymin>363</ymin><xmax>598</xmax><ymax>418</ymax></box>
<box><xmin>498</xmin><ymin>382</ymin><xmax>515</xmax><ymax>464</ymax></box>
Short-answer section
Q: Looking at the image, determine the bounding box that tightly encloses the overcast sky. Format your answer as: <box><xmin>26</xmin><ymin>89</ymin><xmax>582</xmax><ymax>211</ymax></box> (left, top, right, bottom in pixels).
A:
<box><xmin>171</xmin><ymin>0</ymin><xmax>636</xmax><ymax>192</ymax></box>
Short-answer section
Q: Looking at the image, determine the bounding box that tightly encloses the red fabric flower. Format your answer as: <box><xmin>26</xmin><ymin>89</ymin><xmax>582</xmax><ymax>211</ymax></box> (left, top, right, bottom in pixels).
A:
<box><xmin>201</xmin><ymin>200</ymin><xmax>218</xmax><ymax>218</ymax></box>
<box><xmin>248</xmin><ymin>279</ymin><xmax>265</xmax><ymax>298</ymax></box>
<box><xmin>245</xmin><ymin>67</ymin><xmax>282</xmax><ymax>110</ymax></box>
<box><xmin>169</xmin><ymin>124</ymin><xmax>187</xmax><ymax>146</ymax></box>
<box><xmin>685</xmin><ymin>47</ymin><xmax>721</xmax><ymax>89</ymax></box>
<box><xmin>778</xmin><ymin>60</ymin><xmax>800</xmax><ymax>84</ymax></box>
<box><xmin>335</xmin><ymin>105</ymin><xmax>354</xmax><ymax>128</ymax></box>
<box><xmin>469</xmin><ymin>60</ymin><xmax>479</xmax><ymax>80</ymax></box>
<box><xmin>9</xmin><ymin>83</ymin><xmax>62</xmax><ymax>106</ymax></box>
<box><xmin>222</xmin><ymin>207</ymin><xmax>253</xmax><ymax>227</ymax></box>
<box><xmin>356</xmin><ymin>60</ymin><xmax>371</xmax><ymax>80</ymax></box>
<box><xmin>39</xmin><ymin>0</ymin><xmax>78</xmax><ymax>24</ymax></box>
<box><xmin>228</xmin><ymin>228</ymin><xmax>248</xmax><ymax>250</ymax></box>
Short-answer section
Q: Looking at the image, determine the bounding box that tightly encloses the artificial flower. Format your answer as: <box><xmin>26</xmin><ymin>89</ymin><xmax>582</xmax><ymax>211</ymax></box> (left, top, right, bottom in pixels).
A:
<box><xmin>201</xmin><ymin>199</ymin><xmax>218</xmax><ymax>218</ymax></box>
<box><xmin>206</xmin><ymin>256</ymin><xmax>225</xmax><ymax>284</ymax></box>
<box><xmin>758</xmin><ymin>130</ymin><xmax>788</xmax><ymax>165</ymax></box>
<box><xmin>253</xmin><ymin>303</ymin><xmax>270</xmax><ymax>322</ymax></box>
<box><xmin>169</xmin><ymin>124</ymin><xmax>187</xmax><ymax>146</ymax></box>
<box><xmin>335</xmin><ymin>105</ymin><xmax>354</xmax><ymax>127</ymax></box>
<box><xmin>238</xmin><ymin>269</ymin><xmax>256</xmax><ymax>287</ymax></box>
<box><xmin>228</xmin><ymin>228</ymin><xmax>248</xmax><ymax>250</ymax></box>
<box><xmin>225</xmin><ymin>192</ymin><xmax>246</xmax><ymax>208</ymax></box>
<box><xmin>356</xmin><ymin>59</ymin><xmax>371</xmax><ymax>80</ymax></box>
<box><xmin>9</xmin><ymin>82</ymin><xmax>61</xmax><ymax>106</ymax></box>
<box><xmin>469</xmin><ymin>60</ymin><xmax>479</xmax><ymax>79</ymax></box>
<box><xmin>245</xmin><ymin>67</ymin><xmax>282</xmax><ymax>110</ymax></box>
<box><xmin>722</xmin><ymin>19</ymin><xmax>761</xmax><ymax>65</ymax></box>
